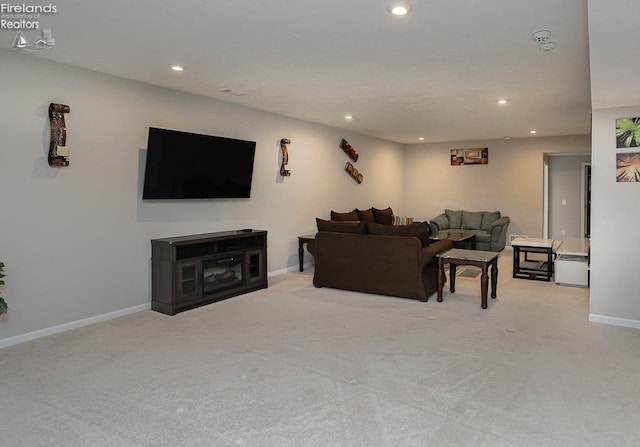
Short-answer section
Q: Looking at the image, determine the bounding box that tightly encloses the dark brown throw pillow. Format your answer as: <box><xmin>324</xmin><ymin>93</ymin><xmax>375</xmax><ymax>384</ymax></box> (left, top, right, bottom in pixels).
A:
<box><xmin>330</xmin><ymin>209</ymin><xmax>359</xmax><ymax>221</ymax></box>
<box><xmin>367</xmin><ymin>222</ymin><xmax>431</xmax><ymax>246</ymax></box>
<box><xmin>372</xmin><ymin>206</ymin><xmax>394</xmax><ymax>225</ymax></box>
<box><xmin>316</xmin><ymin>218</ymin><xmax>367</xmax><ymax>234</ymax></box>
<box><xmin>356</xmin><ymin>208</ymin><xmax>375</xmax><ymax>223</ymax></box>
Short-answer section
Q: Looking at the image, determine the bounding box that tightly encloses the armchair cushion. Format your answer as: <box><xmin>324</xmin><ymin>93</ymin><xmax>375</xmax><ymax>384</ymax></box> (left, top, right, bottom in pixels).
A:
<box><xmin>330</xmin><ymin>209</ymin><xmax>358</xmax><ymax>221</ymax></box>
<box><xmin>357</xmin><ymin>208</ymin><xmax>376</xmax><ymax>223</ymax></box>
<box><xmin>480</xmin><ymin>211</ymin><xmax>501</xmax><ymax>229</ymax></box>
<box><xmin>316</xmin><ymin>218</ymin><xmax>367</xmax><ymax>234</ymax></box>
<box><xmin>461</xmin><ymin>211</ymin><xmax>483</xmax><ymax>230</ymax></box>
<box><xmin>445</xmin><ymin>209</ymin><xmax>463</xmax><ymax>228</ymax></box>
<box><xmin>372</xmin><ymin>206</ymin><xmax>394</xmax><ymax>225</ymax></box>
<box><xmin>430</xmin><ymin>214</ymin><xmax>449</xmax><ymax>231</ymax></box>
<box><xmin>367</xmin><ymin>221</ymin><xmax>431</xmax><ymax>246</ymax></box>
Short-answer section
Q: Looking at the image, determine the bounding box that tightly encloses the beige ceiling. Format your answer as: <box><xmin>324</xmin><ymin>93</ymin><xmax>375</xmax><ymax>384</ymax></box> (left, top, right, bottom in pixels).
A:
<box><xmin>1</xmin><ymin>0</ymin><xmax>595</xmax><ymax>144</ymax></box>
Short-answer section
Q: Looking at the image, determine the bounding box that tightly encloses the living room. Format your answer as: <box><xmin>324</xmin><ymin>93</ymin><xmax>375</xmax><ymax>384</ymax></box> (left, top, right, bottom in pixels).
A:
<box><xmin>1</xmin><ymin>1</ymin><xmax>640</xmax><ymax>443</ymax></box>
<box><xmin>0</xmin><ymin>0</ymin><xmax>638</xmax><ymax>342</ymax></box>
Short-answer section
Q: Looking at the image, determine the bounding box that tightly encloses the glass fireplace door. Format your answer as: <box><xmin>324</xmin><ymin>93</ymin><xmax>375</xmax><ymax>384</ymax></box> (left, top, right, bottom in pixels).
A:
<box><xmin>202</xmin><ymin>255</ymin><xmax>244</xmax><ymax>295</ymax></box>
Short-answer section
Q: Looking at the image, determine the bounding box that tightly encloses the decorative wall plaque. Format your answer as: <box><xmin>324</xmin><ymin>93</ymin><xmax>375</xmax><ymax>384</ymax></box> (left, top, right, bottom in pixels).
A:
<box><xmin>48</xmin><ymin>103</ymin><xmax>70</xmax><ymax>167</ymax></box>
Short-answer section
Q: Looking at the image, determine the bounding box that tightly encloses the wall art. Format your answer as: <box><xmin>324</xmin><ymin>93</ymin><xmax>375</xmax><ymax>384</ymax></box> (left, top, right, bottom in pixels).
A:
<box><xmin>279</xmin><ymin>138</ymin><xmax>291</xmax><ymax>176</ymax></box>
<box><xmin>339</xmin><ymin>138</ymin><xmax>359</xmax><ymax>162</ymax></box>
<box><xmin>48</xmin><ymin>102</ymin><xmax>70</xmax><ymax>167</ymax></box>
<box><xmin>615</xmin><ymin>117</ymin><xmax>640</xmax><ymax>148</ymax></box>
<box><xmin>450</xmin><ymin>148</ymin><xmax>488</xmax><ymax>166</ymax></box>
<box><xmin>616</xmin><ymin>152</ymin><xmax>640</xmax><ymax>182</ymax></box>
<box><xmin>345</xmin><ymin>162</ymin><xmax>363</xmax><ymax>184</ymax></box>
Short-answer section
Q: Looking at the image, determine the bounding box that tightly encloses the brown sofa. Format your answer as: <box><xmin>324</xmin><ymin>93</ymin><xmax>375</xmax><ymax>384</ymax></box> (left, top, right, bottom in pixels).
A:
<box><xmin>309</xmin><ymin>219</ymin><xmax>453</xmax><ymax>301</ymax></box>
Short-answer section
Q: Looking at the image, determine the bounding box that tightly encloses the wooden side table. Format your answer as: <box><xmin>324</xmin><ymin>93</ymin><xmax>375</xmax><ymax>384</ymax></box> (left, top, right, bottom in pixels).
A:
<box><xmin>437</xmin><ymin>248</ymin><xmax>499</xmax><ymax>309</ymax></box>
<box><xmin>298</xmin><ymin>234</ymin><xmax>316</xmax><ymax>272</ymax></box>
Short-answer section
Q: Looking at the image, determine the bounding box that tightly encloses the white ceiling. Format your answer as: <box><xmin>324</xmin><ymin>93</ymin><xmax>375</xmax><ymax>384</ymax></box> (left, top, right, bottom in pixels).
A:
<box><xmin>2</xmin><ymin>0</ymin><xmax>596</xmax><ymax>144</ymax></box>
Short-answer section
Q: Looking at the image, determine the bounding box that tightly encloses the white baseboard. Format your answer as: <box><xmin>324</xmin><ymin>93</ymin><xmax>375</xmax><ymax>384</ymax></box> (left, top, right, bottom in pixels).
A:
<box><xmin>267</xmin><ymin>262</ymin><xmax>314</xmax><ymax>278</ymax></box>
<box><xmin>589</xmin><ymin>314</ymin><xmax>640</xmax><ymax>330</ymax></box>
<box><xmin>0</xmin><ymin>303</ymin><xmax>151</xmax><ymax>350</ymax></box>
<box><xmin>2</xmin><ymin>263</ymin><xmax>313</xmax><ymax>350</ymax></box>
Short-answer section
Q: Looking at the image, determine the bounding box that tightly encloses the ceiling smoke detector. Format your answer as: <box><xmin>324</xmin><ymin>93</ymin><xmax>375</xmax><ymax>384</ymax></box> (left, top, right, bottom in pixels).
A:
<box><xmin>532</xmin><ymin>30</ymin><xmax>551</xmax><ymax>43</ymax></box>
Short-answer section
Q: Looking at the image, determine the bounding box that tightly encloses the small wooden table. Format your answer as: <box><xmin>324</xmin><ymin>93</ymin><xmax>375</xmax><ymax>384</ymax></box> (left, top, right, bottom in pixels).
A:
<box><xmin>437</xmin><ymin>248</ymin><xmax>499</xmax><ymax>309</ymax></box>
<box><xmin>297</xmin><ymin>234</ymin><xmax>316</xmax><ymax>272</ymax></box>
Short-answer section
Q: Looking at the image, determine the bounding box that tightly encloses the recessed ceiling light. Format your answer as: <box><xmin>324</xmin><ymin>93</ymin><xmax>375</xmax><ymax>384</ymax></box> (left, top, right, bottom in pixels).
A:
<box><xmin>388</xmin><ymin>2</ymin><xmax>412</xmax><ymax>16</ymax></box>
<box><xmin>418</xmin><ymin>137</ymin><xmax>425</xmax><ymax>141</ymax></box>
<box><xmin>530</xmin><ymin>130</ymin><xmax>537</xmax><ymax>134</ymax></box>
<box><xmin>170</xmin><ymin>65</ymin><xmax>185</xmax><ymax>72</ymax></box>
<box><xmin>345</xmin><ymin>115</ymin><xmax>353</xmax><ymax>120</ymax></box>
<box><xmin>497</xmin><ymin>99</ymin><xmax>509</xmax><ymax>105</ymax></box>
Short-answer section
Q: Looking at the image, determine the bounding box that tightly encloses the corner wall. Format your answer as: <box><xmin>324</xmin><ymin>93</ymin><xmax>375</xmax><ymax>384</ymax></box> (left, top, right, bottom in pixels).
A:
<box><xmin>589</xmin><ymin>106</ymin><xmax>640</xmax><ymax>327</ymax></box>
<box><xmin>0</xmin><ymin>50</ymin><xmax>404</xmax><ymax>342</ymax></box>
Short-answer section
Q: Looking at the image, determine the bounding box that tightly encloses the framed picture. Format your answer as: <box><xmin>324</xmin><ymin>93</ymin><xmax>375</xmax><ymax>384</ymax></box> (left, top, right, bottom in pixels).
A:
<box><xmin>616</xmin><ymin>152</ymin><xmax>640</xmax><ymax>182</ymax></box>
<box><xmin>451</xmin><ymin>148</ymin><xmax>488</xmax><ymax>165</ymax></box>
<box><xmin>615</xmin><ymin>117</ymin><xmax>640</xmax><ymax>148</ymax></box>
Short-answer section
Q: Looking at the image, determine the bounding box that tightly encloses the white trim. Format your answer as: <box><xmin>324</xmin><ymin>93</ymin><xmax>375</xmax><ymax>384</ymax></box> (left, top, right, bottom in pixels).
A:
<box><xmin>0</xmin><ymin>303</ymin><xmax>150</xmax><ymax>350</ymax></box>
<box><xmin>589</xmin><ymin>314</ymin><xmax>640</xmax><ymax>330</ymax></box>
<box><xmin>267</xmin><ymin>262</ymin><xmax>314</xmax><ymax>278</ymax></box>
<box><xmin>2</xmin><ymin>264</ymin><xmax>315</xmax><ymax>350</ymax></box>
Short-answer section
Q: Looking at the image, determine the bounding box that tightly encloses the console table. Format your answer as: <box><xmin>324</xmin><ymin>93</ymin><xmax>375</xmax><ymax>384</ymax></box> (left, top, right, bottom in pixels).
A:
<box><xmin>151</xmin><ymin>230</ymin><xmax>267</xmax><ymax>315</ymax></box>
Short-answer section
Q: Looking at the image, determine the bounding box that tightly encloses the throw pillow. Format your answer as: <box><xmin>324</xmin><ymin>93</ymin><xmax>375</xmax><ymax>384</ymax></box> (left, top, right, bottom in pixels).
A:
<box><xmin>461</xmin><ymin>211</ymin><xmax>483</xmax><ymax>230</ymax></box>
<box><xmin>316</xmin><ymin>218</ymin><xmax>367</xmax><ymax>234</ymax></box>
<box><xmin>367</xmin><ymin>222</ymin><xmax>430</xmax><ymax>246</ymax></box>
<box><xmin>445</xmin><ymin>209</ymin><xmax>463</xmax><ymax>229</ymax></box>
<box><xmin>392</xmin><ymin>215</ymin><xmax>414</xmax><ymax>225</ymax></box>
<box><xmin>430</xmin><ymin>214</ymin><xmax>449</xmax><ymax>231</ymax></box>
<box><xmin>330</xmin><ymin>209</ymin><xmax>358</xmax><ymax>221</ymax></box>
<box><xmin>372</xmin><ymin>206</ymin><xmax>394</xmax><ymax>225</ymax></box>
<box><xmin>356</xmin><ymin>208</ymin><xmax>376</xmax><ymax>223</ymax></box>
<box><xmin>480</xmin><ymin>211</ymin><xmax>501</xmax><ymax>229</ymax></box>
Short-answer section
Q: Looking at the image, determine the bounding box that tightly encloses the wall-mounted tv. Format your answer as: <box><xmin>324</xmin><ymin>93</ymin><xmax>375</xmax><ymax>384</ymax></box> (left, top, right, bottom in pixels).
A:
<box><xmin>142</xmin><ymin>127</ymin><xmax>256</xmax><ymax>199</ymax></box>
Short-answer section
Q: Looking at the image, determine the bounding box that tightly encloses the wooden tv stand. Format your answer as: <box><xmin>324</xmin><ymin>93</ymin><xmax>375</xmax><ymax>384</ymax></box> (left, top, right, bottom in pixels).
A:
<box><xmin>150</xmin><ymin>230</ymin><xmax>267</xmax><ymax>315</ymax></box>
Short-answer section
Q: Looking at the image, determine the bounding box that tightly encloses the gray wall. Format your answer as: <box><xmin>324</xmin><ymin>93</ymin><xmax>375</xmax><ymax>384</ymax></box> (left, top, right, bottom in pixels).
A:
<box><xmin>403</xmin><ymin>136</ymin><xmax>591</xmax><ymax>240</ymax></box>
<box><xmin>548</xmin><ymin>154</ymin><xmax>591</xmax><ymax>239</ymax></box>
<box><xmin>0</xmin><ymin>50</ymin><xmax>405</xmax><ymax>342</ymax></box>
<box><xmin>590</xmin><ymin>106</ymin><xmax>640</xmax><ymax>325</ymax></box>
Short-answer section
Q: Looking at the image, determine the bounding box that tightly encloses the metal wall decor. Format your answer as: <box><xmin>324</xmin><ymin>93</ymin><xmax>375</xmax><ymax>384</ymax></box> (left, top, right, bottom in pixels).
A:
<box><xmin>339</xmin><ymin>138</ymin><xmax>359</xmax><ymax>162</ymax></box>
<box><xmin>48</xmin><ymin>102</ymin><xmax>70</xmax><ymax>167</ymax></box>
<box><xmin>345</xmin><ymin>161</ymin><xmax>363</xmax><ymax>184</ymax></box>
<box><xmin>279</xmin><ymin>138</ymin><xmax>291</xmax><ymax>176</ymax></box>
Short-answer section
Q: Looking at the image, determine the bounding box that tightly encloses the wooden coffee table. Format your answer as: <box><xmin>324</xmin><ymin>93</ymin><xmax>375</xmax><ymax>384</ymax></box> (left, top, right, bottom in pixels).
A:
<box><xmin>431</xmin><ymin>230</ymin><xmax>477</xmax><ymax>250</ymax></box>
<box><xmin>436</xmin><ymin>248</ymin><xmax>499</xmax><ymax>309</ymax></box>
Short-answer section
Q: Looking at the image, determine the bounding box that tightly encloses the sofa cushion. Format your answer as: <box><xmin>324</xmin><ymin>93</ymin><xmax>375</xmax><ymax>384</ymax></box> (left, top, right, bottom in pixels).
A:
<box><xmin>317</xmin><ymin>218</ymin><xmax>367</xmax><ymax>234</ymax></box>
<box><xmin>357</xmin><ymin>208</ymin><xmax>376</xmax><ymax>223</ymax></box>
<box><xmin>445</xmin><ymin>209</ymin><xmax>463</xmax><ymax>229</ymax></box>
<box><xmin>330</xmin><ymin>209</ymin><xmax>359</xmax><ymax>221</ymax></box>
<box><xmin>392</xmin><ymin>215</ymin><xmax>414</xmax><ymax>225</ymax></box>
<box><xmin>367</xmin><ymin>222</ymin><xmax>430</xmax><ymax>246</ymax></box>
<box><xmin>430</xmin><ymin>214</ymin><xmax>449</xmax><ymax>231</ymax></box>
<box><xmin>480</xmin><ymin>211</ymin><xmax>501</xmax><ymax>229</ymax></box>
<box><xmin>372</xmin><ymin>206</ymin><xmax>394</xmax><ymax>225</ymax></box>
<box><xmin>461</xmin><ymin>211</ymin><xmax>483</xmax><ymax>230</ymax></box>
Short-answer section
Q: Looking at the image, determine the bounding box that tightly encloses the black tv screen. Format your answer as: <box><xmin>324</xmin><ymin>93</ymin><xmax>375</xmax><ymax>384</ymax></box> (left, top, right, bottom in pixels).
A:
<box><xmin>142</xmin><ymin>127</ymin><xmax>256</xmax><ymax>199</ymax></box>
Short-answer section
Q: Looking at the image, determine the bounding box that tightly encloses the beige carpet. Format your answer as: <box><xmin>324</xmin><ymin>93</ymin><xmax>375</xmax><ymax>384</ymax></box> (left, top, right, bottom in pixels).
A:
<box><xmin>1</xmin><ymin>253</ymin><xmax>639</xmax><ymax>446</ymax></box>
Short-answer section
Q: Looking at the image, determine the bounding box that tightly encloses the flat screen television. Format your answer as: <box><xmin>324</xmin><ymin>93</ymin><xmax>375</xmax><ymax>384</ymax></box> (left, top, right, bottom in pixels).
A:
<box><xmin>142</xmin><ymin>127</ymin><xmax>256</xmax><ymax>199</ymax></box>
